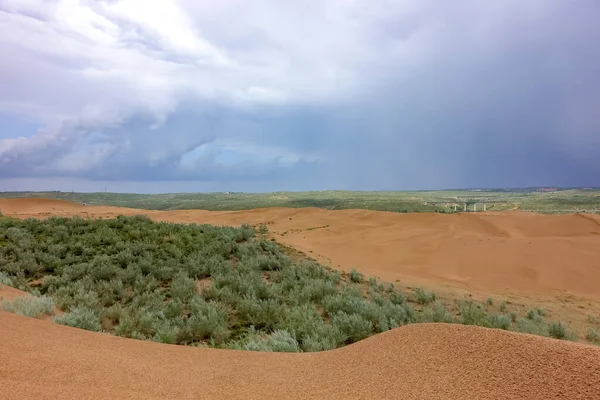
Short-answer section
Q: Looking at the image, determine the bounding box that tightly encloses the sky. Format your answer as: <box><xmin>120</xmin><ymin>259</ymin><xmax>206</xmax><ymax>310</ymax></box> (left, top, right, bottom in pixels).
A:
<box><xmin>0</xmin><ymin>0</ymin><xmax>599</xmax><ymax>193</ymax></box>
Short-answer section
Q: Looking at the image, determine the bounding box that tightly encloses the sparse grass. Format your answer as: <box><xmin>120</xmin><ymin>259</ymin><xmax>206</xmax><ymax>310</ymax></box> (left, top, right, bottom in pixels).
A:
<box><xmin>1</xmin><ymin>295</ymin><xmax>55</xmax><ymax>318</ymax></box>
<box><xmin>585</xmin><ymin>328</ymin><xmax>599</xmax><ymax>343</ymax></box>
<box><xmin>499</xmin><ymin>301</ymin><xmax>507</xmax><ymax>312</ymax></box>
<box><xmin>0</xmin><ymin>215</ymin><xmax>583</xmax><ymax>351</ymax></box>
<box><xmin>526</xmin><ymin>308</ymin><xmax>544</xmax><ymax>322</ymax></box>
<box><xmin>486</xmin><ymin>297</ymin><xmax>493</xmax><ymax>306</ymax></box>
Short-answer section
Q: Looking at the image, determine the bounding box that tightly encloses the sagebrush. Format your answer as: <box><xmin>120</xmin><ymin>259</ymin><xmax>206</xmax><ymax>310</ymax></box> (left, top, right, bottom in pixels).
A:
<box><xmin>0</xmin><ymin>215</ymin><xmax>576</xmax><ymax>351</ymax></box>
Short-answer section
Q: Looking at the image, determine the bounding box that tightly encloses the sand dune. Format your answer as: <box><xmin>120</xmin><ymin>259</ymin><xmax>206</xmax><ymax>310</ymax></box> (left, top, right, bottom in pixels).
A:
<box><xmin>1</xmin><ymin>310</ymin><xmax>599</xmax><ymax>400</ymax></box>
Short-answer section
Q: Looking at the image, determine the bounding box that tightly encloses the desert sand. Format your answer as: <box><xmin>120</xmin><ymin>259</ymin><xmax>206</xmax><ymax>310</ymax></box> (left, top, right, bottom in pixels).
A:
<box><xmin>1</xmin><ymin>197</ymin><xmax>600</xmax><ymax>399</ymax></box>
<box><xmin>1</xmin><ymin>309</ymin><xmax>599</xmax><ymax>400</ymax></box>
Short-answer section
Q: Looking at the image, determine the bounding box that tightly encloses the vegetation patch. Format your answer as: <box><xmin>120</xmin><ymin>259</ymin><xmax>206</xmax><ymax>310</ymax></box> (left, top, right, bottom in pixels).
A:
<box><xmin>0</xmin><ymin>215</ymin><xmax>580</xmax><ymax>351</ymax></box>
<box><xmin>0</xmin><ymin>295</ymin><xmax>55</xmax><ymax>318</ymax></box>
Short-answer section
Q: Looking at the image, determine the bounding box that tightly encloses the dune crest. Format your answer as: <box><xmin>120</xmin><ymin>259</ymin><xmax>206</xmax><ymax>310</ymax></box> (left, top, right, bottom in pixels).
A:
<box><xmin>1</xmin><ymin>311</ymin><xmax>599</xmax><ymax>399</ymax></box>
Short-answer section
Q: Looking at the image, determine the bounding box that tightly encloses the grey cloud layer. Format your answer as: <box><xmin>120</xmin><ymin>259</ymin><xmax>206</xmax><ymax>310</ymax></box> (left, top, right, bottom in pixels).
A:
<box><xmin>0</xmin><ymin>0</ymin><xmax>599</xmax><ymax>190</ymax></box>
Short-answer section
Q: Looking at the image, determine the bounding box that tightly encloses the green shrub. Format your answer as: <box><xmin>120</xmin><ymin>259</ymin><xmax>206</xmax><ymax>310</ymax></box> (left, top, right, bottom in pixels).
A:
<box><xmin>422</xmin><ymin>301</ymin><xmax>453</xmax><ymax>323</ymax></box>
<box><xmin>185</xmin><ymin>296</ymin><xmax>231</xmax><ymax>344</ymax></box>
<box><xmin>490</xmin><ymin>314</ymin><xmax>511</xmax><ymax>330</ymax></box>
<box><xmin>331</xmin><ymin>312</ymin><xmax>373</xmax><ymax>343</ymax></box>
<box><xmin>0</xmin><ymin>271</ymin><xmax>13</xmax><ymax>286</ymax></box>
<box><xmin>0</xmin><ymin>295</ymin><xmax>55</xmax><ymax>318</ymax></box>
<box><xmin>169</xmin><ymin>271</ymin><xmax>197</xmax><ymax>302</ymax></box>
<box><xmin>499</xmin><ymin>301</ymin><xmax>507</xmax><ymax>312</ymax></box>
<box><xmin>414</xmin><ymin>287</ymin><xmax>436</xmax><ymax>305</ymax></box>
<box><xmin>585</xmin><ymin>328</ymin><xmax>599</xmax><ymax>343</ymax></box>
<box><xmin>389</xmin><ymin>289</ymin><xmax>407</xmax><ymax>305</ymax></box>
<box><xmin>349</xmin><ymin>269</ymin><xmax>363</xmax><ymax>283</ymax></box>
<box><xmin>55</xmin><ymin>305</ymin><xmax>102</xmax><ymax>332</ymax></box>
<box><xmin>276</xmin><ymin>304</ymin><xmax>323</xmax><ymax>341</ymax></box>
<box><xmin>152</xmin><ymin>322</ymin><xmax>180</xmax><ymax>344</ymax></box>
<box><xmin>514</xmin><ymin>318</ymin><xmax>545</xmax><ymax>336</ymax></box>
<box><xmin>301</xmin><ymin>324</ymin><xmax>346</xmax><ymax>351</ymax></box>
<box><xmin>486</xmin><ymin>297</ymin><xmax>493</xmax><ymax>306</ymax></box>
<box><xmin>228</xmin><ymin>328</ymin><xmax>300</xmax><ymax>352</ymax></box>
<box><xmin>548</xmin><ymin>322</ymin><xmax>567</xmax><ymax>340</ymax></box>
<box><xmin>237</xmin><ymin>297</ymin><xmax>284</xmax><ymax>329</ymax></box>
<box><xmin>458</xmin><ymin>300</ymin><xmax>489</xmax><ymax>326</ymax></box>
<box><xmin>322</xmin><ymin>292</ymin><xmax>365</xmax><ymax>317</ymax></box>
<box><xmin>526</xmin><ymin>309</ymin><xmax>543</xmax><ymax>322</ymax></box>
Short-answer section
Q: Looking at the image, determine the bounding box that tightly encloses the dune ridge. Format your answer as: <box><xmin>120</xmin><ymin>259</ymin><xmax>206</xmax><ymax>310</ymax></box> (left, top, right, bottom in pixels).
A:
<box><xmin>1</xmin><ymin>310</ymin><xmax>599</xmax><ymax>400</ymax></box>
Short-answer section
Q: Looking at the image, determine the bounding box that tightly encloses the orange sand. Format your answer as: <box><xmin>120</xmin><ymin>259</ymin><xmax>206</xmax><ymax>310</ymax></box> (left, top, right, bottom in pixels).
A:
<box><xmin>1</xmin><ymin>310</ymin><xmax>599</xmax><ymax>400</ymax></box>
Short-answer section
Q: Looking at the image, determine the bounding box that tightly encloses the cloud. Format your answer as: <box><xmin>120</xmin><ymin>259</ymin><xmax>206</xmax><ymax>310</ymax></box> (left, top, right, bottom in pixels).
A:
<box><xmin>0</xmin><ymin>0</ymin><xmax>599</xmax><ymax>190</ymax></box>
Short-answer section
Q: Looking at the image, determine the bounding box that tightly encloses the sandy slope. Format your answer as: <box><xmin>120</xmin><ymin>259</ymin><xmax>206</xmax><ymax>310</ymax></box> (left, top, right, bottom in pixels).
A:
<box><xmin>0</xmin><ymin>284</ymin><xmax>32</xmax><ymax>301</ymax></box>
<box><xmin>1</xmin><ymin>310</ymin><xmax>599</xmax><ymax>400</ymax></box>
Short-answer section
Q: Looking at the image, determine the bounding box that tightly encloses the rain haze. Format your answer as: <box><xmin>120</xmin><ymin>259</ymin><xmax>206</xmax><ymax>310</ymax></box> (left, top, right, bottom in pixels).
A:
<box><xmin>0</xmin><ymin>0</ymin><xmax>599</xmax><ymax>193</ymax></box>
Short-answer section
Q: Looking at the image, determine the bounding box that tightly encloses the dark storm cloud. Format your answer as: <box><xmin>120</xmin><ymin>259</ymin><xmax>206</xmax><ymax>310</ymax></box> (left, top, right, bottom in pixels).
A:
<box><xmin>1</xmin><ymin>0</ymin><xmax>599</xmax><ymax>191</ymax></box>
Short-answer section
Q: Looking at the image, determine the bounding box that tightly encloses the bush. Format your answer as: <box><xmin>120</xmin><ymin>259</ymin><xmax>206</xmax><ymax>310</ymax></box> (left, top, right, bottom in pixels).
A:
<box><xmin>349</xmin><ymin>269</ymin><xmax>363</xmax><ymax>283</ymax></box>
<box><xmin>263</xmin><ymin>330</ymin><xmax>301</xmax><ymax>352</ymax></box>
<box><xmin>414</xmin><ymin>287</ymin><xmax>436</xmax><ymax>305</ymax></box>
<box><xmin>514</xmin><ymin>318</ymin><xmax>545</xmax><ymax>336</ymax></box>
<box><xmin>277</xmin><ymin>304</ymin><xmax>322</xmax><ymax>340</ymax></box>
<box><xmin>301</xmin><ymin>324</ymin><xmax>346</xmax><ymax>351</ymax></box>
<box><xmin>458</xmin><ymin>300</ymin><xmax>489</xmax><ymax>326</ymax></box>
<box><xmin>0</xmin><ymin>295</ymin><xmax>55</xmax><ymax>318</ymax></box>
<box><xmin>586</xmin><ymin>328</ymin><xmax>599</xmax><ymax>343</ymax></box>
<box><xmin>0</xmin><ymin>271</ymin><xmax>13</xmax><ymax>286</ymax></box>
<box><xmin>548</xmin><ymin>322</ymin><xmax>567</xmax><ymax>340</ymax></box>
<box><xmin>389</xmin><ymin>289</ymin><xmax>407</xmax><ymax>305</ymax></box>
<box><xmin>422</xmin><ymin>301</ymin><xmax>452</xmax><ymax>323</ymax></box>
<box><xmin>526</xmin><ymin>309</ymin><xmax>543</xmax><ymax>322</ymax></box>
<box><xmin>185</xmin><ymin>296</ymin><xmax>231</xmax><ymax>344</ymax></box>
<box><xmin>490</xmin><ymin>314</ymin><xmax>511</xmax><ymax>330</ymax></box>
<box><xmin>54</xmin><ymin>305</ymin><xmax>102</xmax><ymax>332</ymax></box>
<box><xmin>237</xmin><ymin>297</ymin><xmax>284</xmax><ymax>330</ymax></box>
<box><xmin>169</xmin><ymin>271</ymin><xmax>197</xmax><ymax>302</ymax></box>
<box><xmin>331</xmin><ymin>312</ymin><xmax>373</xmax><ymax>343</ymax></box>
<box><xmin>228</xmin><ymin>328</ymin><xmax>300</xmax><ymax>352</ymax></box>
